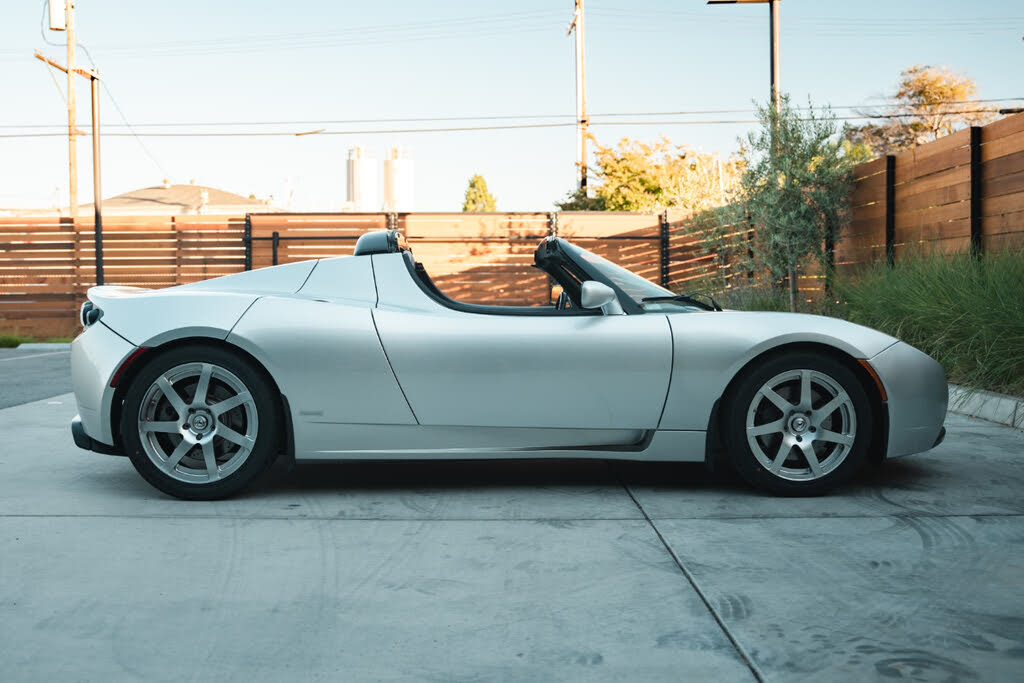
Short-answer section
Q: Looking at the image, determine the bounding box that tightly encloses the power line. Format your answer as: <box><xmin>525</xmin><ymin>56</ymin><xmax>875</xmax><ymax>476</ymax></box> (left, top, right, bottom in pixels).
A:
<box><xmin>3</xmin><ymin>99</ymin><xmax>1020</xmax><ymax>130</ymax></box>
<box><xmin>46</xmin><ymin>9</ymin><xmax>170</xmax><ymax>179</ymax></box>
<box><xmin>0</xmin><ymin>109</ymin><xmax>1008</xmax><ymax>139</ymax></box>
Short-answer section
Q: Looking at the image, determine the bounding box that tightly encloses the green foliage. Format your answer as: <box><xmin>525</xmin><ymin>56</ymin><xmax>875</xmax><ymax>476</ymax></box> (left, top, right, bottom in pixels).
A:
<box><xmin>0</xmin><ymin>335</ymin><xmax>73</xmax><ymax>347</ymax></box>
<box><xmin>707</xmin><ymin>281</ymin><xmax>791</xmax><ymax>312</ymax></box>
<box><xmin>554</xmin><ymin>136</ymin><xmax>741</xmax><ymax>212</ymax></box>
<box><xmin>837</xmin><ymin>250</ymin><xmax>1024</xmax><ymax>396</ymax></box>
<box><xmin>737</xmin><ymin>96</ymin><xmax>857</xmax><ymax>309</ymax></box>
<box><xmin>555</xmin><ymin>188</ymin><xmax>607</xmax><ymax>211</ymax></box>
<box><xmin>845</xmin><ymin>65</ymin><xmax>998</xmax><ymax>157</ymax></box>
<box><xmin>462</xmin><ymin>174</ymin><xmax>497</xmax><ymax>212</ymax></box>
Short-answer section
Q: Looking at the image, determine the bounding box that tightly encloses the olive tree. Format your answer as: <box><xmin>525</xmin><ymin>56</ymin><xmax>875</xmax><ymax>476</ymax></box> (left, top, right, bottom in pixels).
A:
<box><xmin>739</xmin><ymin>96</ymin><xmax>861</xmax><ymax>312</ymax></box>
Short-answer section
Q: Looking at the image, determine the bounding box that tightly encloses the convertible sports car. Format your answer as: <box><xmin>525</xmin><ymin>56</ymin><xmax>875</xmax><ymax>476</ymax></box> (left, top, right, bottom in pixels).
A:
<box><xmin>70</xmin><ymin>230</ymin><xmax>947</xmax><ymax>499</ymax></box>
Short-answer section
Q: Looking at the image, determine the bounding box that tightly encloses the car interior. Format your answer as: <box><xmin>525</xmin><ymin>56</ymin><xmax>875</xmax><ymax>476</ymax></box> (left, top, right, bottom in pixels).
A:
<box><xmin>401</xmin><ymin>239</ymin><xmax>601</xmax><ymax>317</ymax></box>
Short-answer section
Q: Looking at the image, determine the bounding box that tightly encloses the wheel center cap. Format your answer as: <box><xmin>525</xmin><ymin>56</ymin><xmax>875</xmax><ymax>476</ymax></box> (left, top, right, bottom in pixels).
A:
<box><xmin>189</xmin><ymin>412</ymin><xmax>211</xmax><ymax>433</ymax></box>
<box><xmin>789</xmin><ymin>415</ymin><xmax>809</xmax><ymax>434</ymax></box>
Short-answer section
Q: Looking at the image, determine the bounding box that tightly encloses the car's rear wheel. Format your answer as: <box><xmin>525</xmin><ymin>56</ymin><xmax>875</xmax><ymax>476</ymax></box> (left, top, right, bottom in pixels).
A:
<box><xmin>120</xmin><ymin>345</ymin><xmax>280</xmax><ymax>500</ymax></box>
<box><xmin>724</xmin><ymin>351</ymin><xmax>872</xmax><ymax>496</ymax></box>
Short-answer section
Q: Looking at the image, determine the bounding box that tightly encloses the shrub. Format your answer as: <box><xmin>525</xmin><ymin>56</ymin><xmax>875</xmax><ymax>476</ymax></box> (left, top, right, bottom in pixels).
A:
<box><xmin>836</xmin><ymin>249</ymin><xmax>1024</xmax><ymax>396</ymax></box>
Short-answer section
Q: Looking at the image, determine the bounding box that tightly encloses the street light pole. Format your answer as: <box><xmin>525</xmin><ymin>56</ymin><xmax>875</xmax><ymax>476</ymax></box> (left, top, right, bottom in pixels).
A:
<box><xmin>89</xmin><ymin>72</ymin><xmax>103</xmax><ymax>285</ymax></box>
<box><xmin>568</xmin><ymin>0</ymin><xmax>588</xmax><ymax>193</ymax></box>
<box><xmin>769</xmin><ymin>0</ymin><xmax>780</xmax><ymax>112</ymax></box>
<box><xmin>707</xmin><ymin>0</ymin><xmax>781</xmax><ymax>110</ymax></box>
<box><xmin>34</xmin><ymin>51</ymin><xmax>104</xmax><ymax>284</ymax></box>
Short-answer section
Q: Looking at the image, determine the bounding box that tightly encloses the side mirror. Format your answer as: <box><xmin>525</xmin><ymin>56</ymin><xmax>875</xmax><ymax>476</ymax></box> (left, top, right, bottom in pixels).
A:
<box><xmin>580</xmin><ymin>281</ymin><xmax>625</xmax><ymax>315</ymax></box>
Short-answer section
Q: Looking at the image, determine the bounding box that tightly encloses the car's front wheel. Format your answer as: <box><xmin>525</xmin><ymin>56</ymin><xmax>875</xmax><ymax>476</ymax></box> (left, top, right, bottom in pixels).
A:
<box><xmin>724</xmin><ymin>351</ymin><xmax>873</xmax><ymax>496</ymax></box>
<box><xmin>120</xmin><ymin>345</ymin><xmax>280</xmax><ymax>500</ymax></box>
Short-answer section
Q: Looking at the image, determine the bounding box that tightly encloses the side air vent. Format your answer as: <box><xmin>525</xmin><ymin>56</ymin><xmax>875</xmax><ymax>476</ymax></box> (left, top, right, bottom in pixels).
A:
<box><xmin>80</xmin><ymin>300</ymin><xmax>103</xmax><ymax>328</ymax></box>
<box><xmin>353</xmin><ymin>230</ymin><xmax>409</xmax><ymax>256</ymax></box>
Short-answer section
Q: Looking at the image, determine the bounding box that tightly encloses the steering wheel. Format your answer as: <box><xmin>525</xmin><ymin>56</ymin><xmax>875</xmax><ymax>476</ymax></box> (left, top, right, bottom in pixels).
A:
<box><xmin>555</xmin><ymin>291</ymin><xmax>571</xmax><ymax>310</ymax></box>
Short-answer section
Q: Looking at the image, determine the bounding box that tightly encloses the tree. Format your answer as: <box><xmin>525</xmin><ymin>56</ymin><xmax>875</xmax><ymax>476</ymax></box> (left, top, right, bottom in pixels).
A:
<box><xmin>555</xmin><ymin>188</ymin><xmax>607</xmax><ymax>211</ymax></box>
<box><xmin>846</xmin><ymin>65</ymin><xmax>998</xmax><ymax>156</ymax></box>
<box><xmin>739</xmin><ymin>96</ymin><xmax>859</xmax><ymax>312</ymax></box>
<box><xmin>462</xmin><ymin>174</ymin><xmax>497</xmax><ymax>212</ymax></box>
<box><xmin>553</xmin><ymin>136</ymin><xmax>742</xmax><ymax>212</ymax></box>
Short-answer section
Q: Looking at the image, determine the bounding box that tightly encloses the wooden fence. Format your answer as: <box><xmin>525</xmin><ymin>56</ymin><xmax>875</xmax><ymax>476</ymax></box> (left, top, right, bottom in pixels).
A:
<box><xmin>0</xmin><ymin>211</ymin><xmax>724</xmax><ymax>337</ymax></box>
<box><xmin>839</xmin><ymin>112</ymin><xmax>1024</xmax><ymax>271</ymax></box>
<box><xmin>2</xmin><ymin>114</ymin><xmax>1022</xmax><ymax>338</ymax></box>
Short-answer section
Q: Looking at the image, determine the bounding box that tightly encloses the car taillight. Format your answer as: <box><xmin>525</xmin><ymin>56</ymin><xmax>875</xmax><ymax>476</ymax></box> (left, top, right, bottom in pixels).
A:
<box><xmin>110</xmin><ymin>347</ymin><xmax>148</xmax><ymax>388</ymax></box>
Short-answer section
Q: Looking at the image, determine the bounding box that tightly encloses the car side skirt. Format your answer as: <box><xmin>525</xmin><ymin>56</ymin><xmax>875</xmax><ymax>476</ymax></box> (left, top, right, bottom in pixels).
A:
<box><xmin>293</xmin><ymin>426</ymin><xmax>706</xmax><ymax>462</ymax></box>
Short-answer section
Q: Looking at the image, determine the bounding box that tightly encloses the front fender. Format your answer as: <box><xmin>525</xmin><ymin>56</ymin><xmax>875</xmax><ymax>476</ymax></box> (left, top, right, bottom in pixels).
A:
<box><xmin>659</xmin><ymin>311</ymin><xmax>899</xmax><ymax>431</ymax></box>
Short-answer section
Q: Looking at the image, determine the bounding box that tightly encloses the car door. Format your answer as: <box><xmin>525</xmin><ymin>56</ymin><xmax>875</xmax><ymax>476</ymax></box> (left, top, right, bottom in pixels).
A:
<box><xmin>370</xmin><ymin>253</ymin><xmax>672</xmax><ymax>430</ymax></box>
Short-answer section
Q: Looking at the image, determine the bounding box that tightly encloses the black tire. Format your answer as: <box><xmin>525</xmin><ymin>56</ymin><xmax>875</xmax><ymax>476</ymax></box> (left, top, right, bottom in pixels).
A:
<box><xmin>723</xmin><ymin>351</ymin><xmax>873</xmax><ymax>497</ymax></box>
<box><xmin>120</xmin><ymin>344</ymin><xmax>281</xmax><ymax>500</ymax></box>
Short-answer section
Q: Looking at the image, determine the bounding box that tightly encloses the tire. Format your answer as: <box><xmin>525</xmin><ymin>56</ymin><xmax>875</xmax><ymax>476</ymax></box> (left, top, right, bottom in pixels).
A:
<box><xmin>120</xmin><ymin>344</ymin><xmax>281</xmax><ymax>500</ymax></box>
<box><xmin>723</xmin><ymin>351</ymin><xmax>872</xmax><ymax>497</ymax></box>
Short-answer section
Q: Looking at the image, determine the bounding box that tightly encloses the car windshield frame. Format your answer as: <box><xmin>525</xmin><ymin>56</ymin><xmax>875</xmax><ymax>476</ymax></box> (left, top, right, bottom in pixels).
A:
<box><xmin>555</xmin><ymin>239</ymin><xmax>677</xmax><ymax>310</ymax></box>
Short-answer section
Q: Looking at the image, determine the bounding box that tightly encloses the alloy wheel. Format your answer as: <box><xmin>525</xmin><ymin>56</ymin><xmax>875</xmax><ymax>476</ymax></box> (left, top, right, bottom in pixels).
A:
<box><xmin>137</xmin><ymin>362</ymin><xmax>259</xmax><ymax>484</ymax></box>
<box><xmin>744</xmin><ymin>368</ymin><xmax>857</xmax><ymax>482</ymax></box>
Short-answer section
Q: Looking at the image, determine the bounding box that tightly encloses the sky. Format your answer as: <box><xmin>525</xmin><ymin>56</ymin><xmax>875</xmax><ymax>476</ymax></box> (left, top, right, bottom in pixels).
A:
<box><xmin>0</xmin><ymin>0</ymin><xmax>1021</xmax><ymax>212</ymax></box>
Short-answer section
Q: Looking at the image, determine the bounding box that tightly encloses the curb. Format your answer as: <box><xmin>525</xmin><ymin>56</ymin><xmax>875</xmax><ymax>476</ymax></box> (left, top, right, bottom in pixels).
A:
<box><xmin>948</xmin><ymin>384</ymin><xmax>1024</xmax><ymax>430</ymax></box>
<box><xmin>15</xmin><ymin>343</ymin><xmax>71</xmax><ymax>350</ymax></box>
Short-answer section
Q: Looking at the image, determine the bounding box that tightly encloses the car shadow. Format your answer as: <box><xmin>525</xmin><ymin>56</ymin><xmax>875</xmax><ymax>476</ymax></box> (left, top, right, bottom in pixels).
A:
<box><xmin>245</xmin><ymin>453</ymin><xmax>942</xmax><ymax>504</ymax></box>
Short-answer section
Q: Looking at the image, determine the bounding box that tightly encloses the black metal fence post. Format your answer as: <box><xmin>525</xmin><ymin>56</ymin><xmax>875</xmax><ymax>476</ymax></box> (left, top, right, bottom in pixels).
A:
<box><xmin>659</xmin><ymin>211</ymin><xmax>670</xmax><ymax>288</ymax></box>
<box><xmin>970</xmin><ymin>126</ymin><xmax>984</xmax><ymax>259</ymax></box>
<box><xmin>243</xmin><ymin>214</ymin><xmax>252</xmax><ymax>271</ymax></box>
<box><xmin>94</xmin><ymin>216</ymin><xmax>104</xmax><ymax>285</ymax></box>
<box><xmin>885</xmin><ymin>155</ymin><xmax>896</xmax><ymax>268</ymax></box>
<box><xmin>271</xmin><ymin>231</ymin><xmax>280</xmax><ymax>266</ymax></box>
<box><xmin>547</xmin><ymin>212</ymin><xmax>558</xmax><ymax>302</ymax></box>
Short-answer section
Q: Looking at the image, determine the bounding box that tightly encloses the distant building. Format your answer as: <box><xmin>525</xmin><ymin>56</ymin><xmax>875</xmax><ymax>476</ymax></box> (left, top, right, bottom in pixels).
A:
<box><xmin>346</xmin><ymin>147</ymin><xmax>378</xmax><ymax>212</ymax></box>
<box><xmin>382</xmin><ymin>146</ymin><xmax>414</xmax><ymax>211</ymax></box>
<box><xmin>87</xmin><ymin>180</ymin><xmax>280</xmax><ymax>215</ymax></box>
<box><xmin>3</xmin><ymin>180</ymin><xmax>280</xmax><ymax>216</ymax></box>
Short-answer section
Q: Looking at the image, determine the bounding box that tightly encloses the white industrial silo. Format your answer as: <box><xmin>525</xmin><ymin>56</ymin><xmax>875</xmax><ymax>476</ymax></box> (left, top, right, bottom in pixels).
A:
<box><xmin>346</xmin><ymin>147</ymin><xmax>378</xmax><ymax>212</ymax></box>
<box><xmin>382</xmin><ymin>146</ymin><xmax>414</xmax><ymax>212</ymax></box>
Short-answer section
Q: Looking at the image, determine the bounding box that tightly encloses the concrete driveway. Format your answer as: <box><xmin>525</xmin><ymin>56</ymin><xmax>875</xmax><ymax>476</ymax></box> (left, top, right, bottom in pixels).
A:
<box><xmin>1</xmin><ymin>381</ymin><xmax>1023</xmax><ymax>679</ymax></box>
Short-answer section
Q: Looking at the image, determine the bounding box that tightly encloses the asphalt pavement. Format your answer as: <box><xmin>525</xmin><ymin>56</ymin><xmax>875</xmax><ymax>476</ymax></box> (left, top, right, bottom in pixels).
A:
<box><xmin>0</xmin><ymin>346</ymin><xmax>71</xmax><ymax>408</ymax></box>
<box><xmin>1</xmin><ymin>354</ymin><xmax>1023</xmax><ymax>681</ymax></box>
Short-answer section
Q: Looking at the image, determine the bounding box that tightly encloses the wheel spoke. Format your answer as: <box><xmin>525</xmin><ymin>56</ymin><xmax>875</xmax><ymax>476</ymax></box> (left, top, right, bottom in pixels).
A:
<box><xmin>164</xmin><ymin>439</ymin><xmax>192</xmax><ymax>472</ymax></box>
<box><xmin>761</xmin><ymin>386</ymin><xmax>794</xmax><ymax>413</ymax></box>
<box><xmin>818</xmin><ymin>429</ymin><xmax>854</xmax><ymax>446</ymax></box>
<box><xmin>815</xmin><ymin>392</ymin><xmax>851</xmax><ymax>422</ymax></box>
<box><xmin>211</xmin><ymin>391</ymin><xmax>252</xmax><ymax>417</ymax></box>
<box><xmin>769</xmin><ymin>441</ymin><xmax>791</xmax><ymax>473</ymax></box>
<box><xmin>218</xmin><ymin>424</ymin><xmax>255</xmax><ymax>449</ymax></box>
<box><xmin>799</xmin><ymin>370</ymin><xmax>812</xmax><ymax>409</ymax></box>
<box><xmin>140</xmin><ymin>420</ymin><xmax>180</xmax><ymax>434</ymax></box>
<box><xmin>201</xmin><ymin>441</ymin><xmax>220</xmax><ymax>480</ymax></box>
<box><xmin>192</xmin><ymin>363</ymin><xmax>213</xmax><ymax>406</ymax></box>
<box><xmin>749</xmin><ymin>419</ymin><xmax>786</xmax><ymax>437</ymax></box>
<box><xmin>155</xmin><ymin>376</ymin><xmax>187</xmax><ymax>417</ymax></box>
<box><xmin>801</xmin><ymin>442</ymin><xmax>823</xmax><ymax>477</ymax></box>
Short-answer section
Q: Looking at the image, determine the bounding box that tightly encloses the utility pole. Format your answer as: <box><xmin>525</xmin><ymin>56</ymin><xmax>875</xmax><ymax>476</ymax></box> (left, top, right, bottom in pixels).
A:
<box><xmin>65</xmin><ymin>1</ymin><xmax>78</xmax><ymax>218</ymax></box>
<box><xmin>36</xmin><ymin>3</ymin><xmax>105</xmax><ymax>284</ymax></box>
<box><xmin>568</xmin><ymin>0</ymin><xmax>588</xmax><ymax>193</ymax></box>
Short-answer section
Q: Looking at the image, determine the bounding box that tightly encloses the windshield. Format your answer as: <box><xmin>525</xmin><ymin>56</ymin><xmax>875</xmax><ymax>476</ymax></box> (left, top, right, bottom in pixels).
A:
<box><xmin>568</xmin><ymin>244</ymin><xmax>673</xmax><ymax>302</ymax></box>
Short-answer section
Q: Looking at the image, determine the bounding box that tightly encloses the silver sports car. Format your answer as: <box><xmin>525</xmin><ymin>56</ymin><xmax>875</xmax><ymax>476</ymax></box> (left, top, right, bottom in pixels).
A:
<box><xmin>70</xmin><ymin>230</ymin><xmax>947</xmax><ymax>499</ymax></box>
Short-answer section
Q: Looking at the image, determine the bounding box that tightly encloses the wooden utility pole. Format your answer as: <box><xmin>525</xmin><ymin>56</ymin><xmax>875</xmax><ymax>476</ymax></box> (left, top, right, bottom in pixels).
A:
<box><xmin>568</xmin><ymin>0</ymin><xmax>588</xmax><ymax>192</ymax></box>
<box><xmin>36</xmin><ymin>11</ymin><xmax>105</xmax><ymax>284</ymax></box>
<box><xmin>65</xmin><ymin>1</ymin><xmax>78</xmax><ymax>218</ymax></box>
